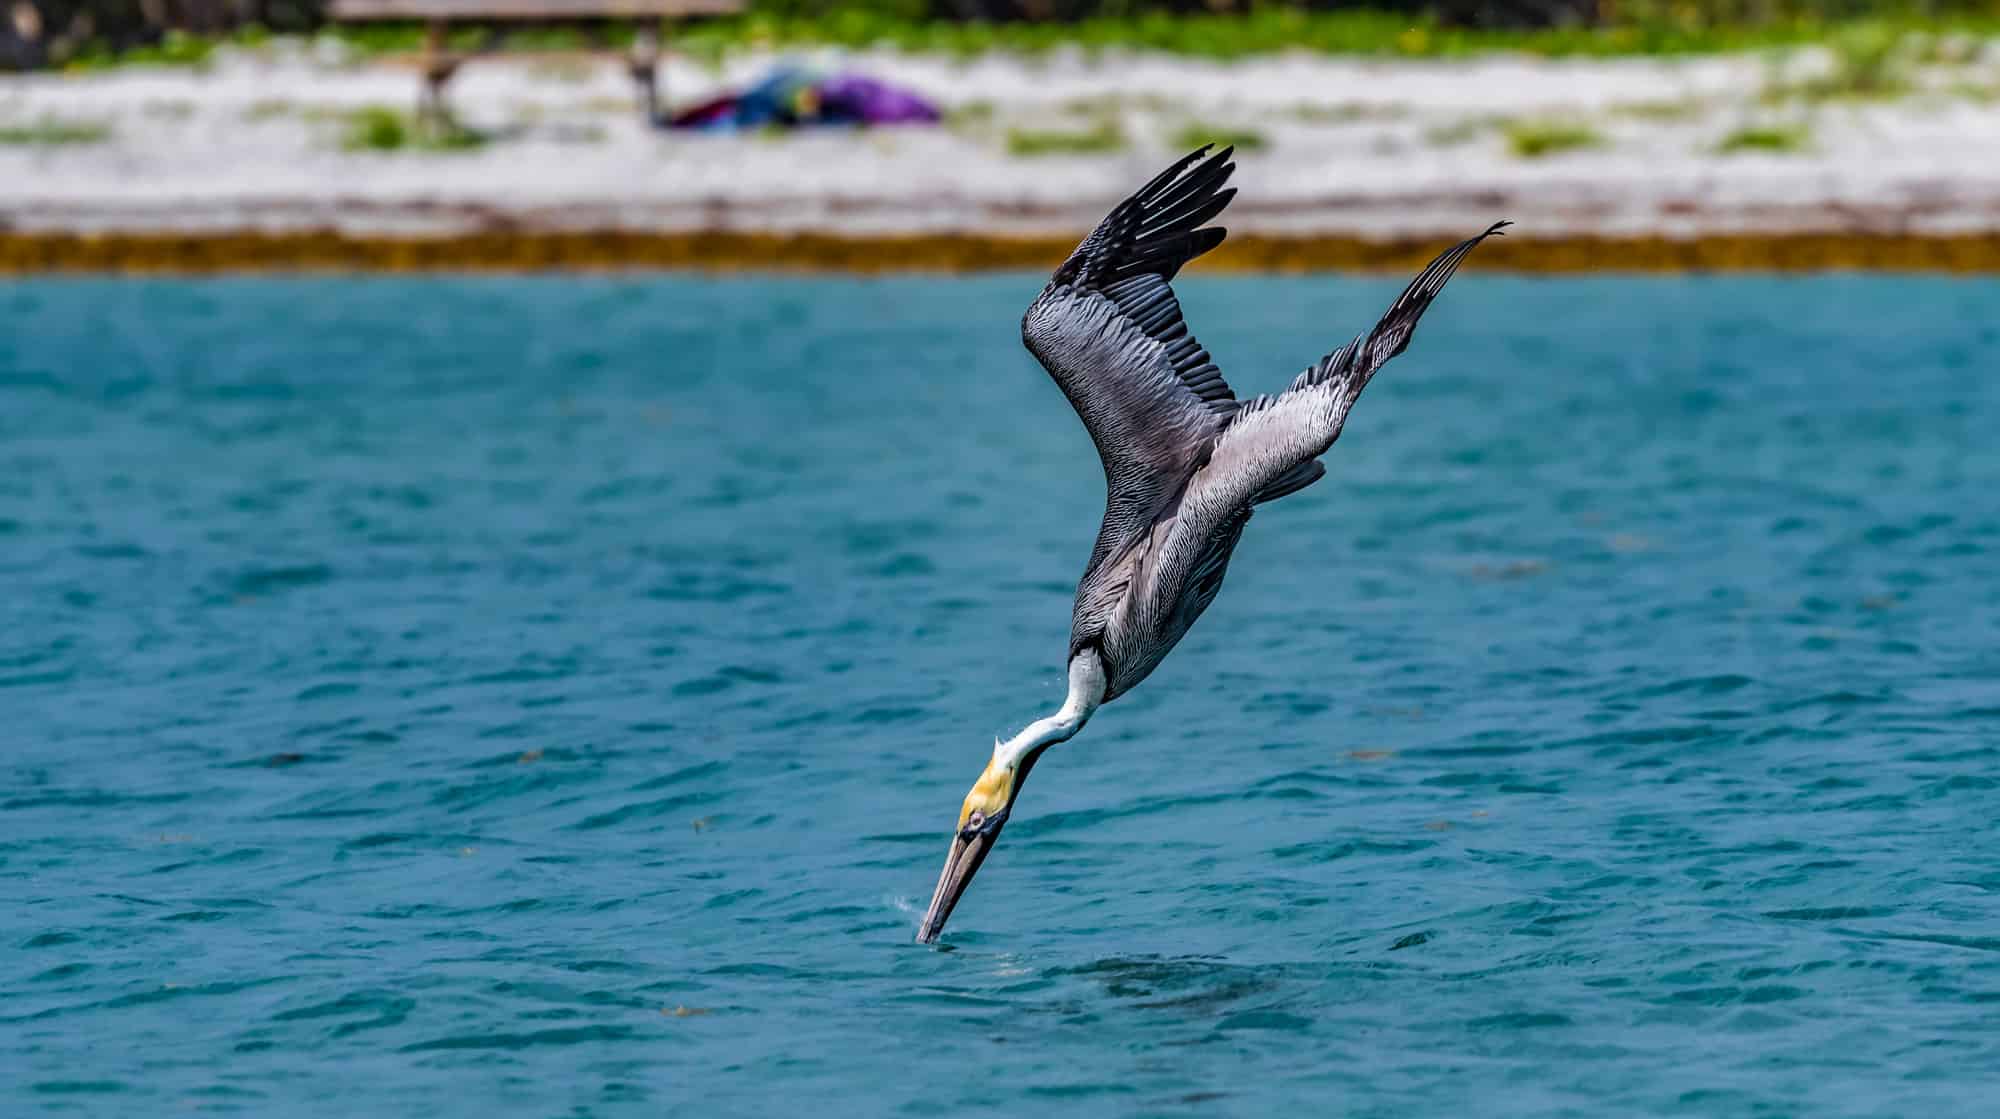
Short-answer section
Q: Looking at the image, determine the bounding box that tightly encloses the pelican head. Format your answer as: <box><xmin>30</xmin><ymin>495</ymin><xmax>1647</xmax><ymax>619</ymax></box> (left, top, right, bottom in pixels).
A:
<box><xmin>916</xmin><ymin>747</ymin><xmax>1033</xmax><ymax>943</ymax></box>
<box><xmin>916</xmin><ymin>651</ymin><xmax>1105</xmax><ymax>944</ymax></box>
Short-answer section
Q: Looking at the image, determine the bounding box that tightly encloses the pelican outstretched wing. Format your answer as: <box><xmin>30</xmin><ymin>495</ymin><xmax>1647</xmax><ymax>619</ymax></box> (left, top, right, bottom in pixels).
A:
<box><xmin>1021</xmin><ymin>147</ymin><xmax>1240</xmax><ymax>575</ymax></box>
<box><xmin>1189</xmin><ymin>222</ymin><xmax>1510</xmax><ymax>517</ymax></box>
<box><xmin>1287</xmin><ymin>221</ymin><xmax>1511</xmax><ymax>408</ymax></box>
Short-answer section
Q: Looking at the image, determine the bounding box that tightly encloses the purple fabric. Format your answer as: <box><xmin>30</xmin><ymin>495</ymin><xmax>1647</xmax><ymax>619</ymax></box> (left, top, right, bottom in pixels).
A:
<box><xmin>665</xmin><ymin>67</ymin><xmax>938</xmax><ymax>130</ymax></box>
<box><xmin>816</xmin><ymin>74</ymin><xmax>941</xmax><ymax>125</ymax></box>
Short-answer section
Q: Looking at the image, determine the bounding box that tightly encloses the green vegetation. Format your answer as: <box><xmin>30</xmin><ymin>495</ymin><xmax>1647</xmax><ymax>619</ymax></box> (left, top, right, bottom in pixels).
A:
<box><xmin>1911</xmin><ymin>31</ymin><xmax>1984</xmax><ymax>65</ymax></box>
<box><xmin>944</xmin><ymin>99</ymin><xmax>996</xmax><ymax>128</ymax></box>
<box><xmin>328</xmin><ymin>22</ymin><xmax>621</xmax><ymax>56</ymax></box>
<box><xmin>1169</xmin><ymin>122</ymin><xmax>1267</xmax><ymax>153</ymax></box>
<box><xmin>1717</xmin><ymin>123</ymin><xmax>1810</xmax><ymax>153</ymax></box>
<box><xmin>1945</xmin><ymin>80</ymin><xmax>2000</xmax><ymax>103</ymax></box>
<box><xmin>1764</xmin><ymin>25</ymin><xmax>1912</xmax><ymax>102</ymax></box>
<box><xmin>43</xmin><ymin>7</ymin><xmax>2000</xmax><ymax>70</ymax></box>
<box><xmin>1822</xmin><ymin>25</ymin><xmax>1915</xmax><ymax>98</ymax></box>
<box><xmin>1290</xmin><ymin>102</ymin><xmax>1404</xmax><ymax>124</ymax></box>
<box><xmin>64</xmin><ymin>29</ymin><xmax>218</xmax><ymax>71</ymax></box>
<box><xmin>0</xmin><ymin>119</ymin><xmax>114</xmax><ymax>146</ymax></box>
<box><xmin>340</xmin><ymin>107</ymin><xmax>487</xmax><ymax>152</ymax></box>
<box><xmin>1061</xmin><ymin>92</ymin><xmax>1175</xmax><ymax>115</ymax></box>
<box><xmin>1005</xmin><ymin>120</ymin><xmax>1126</xmax><ymax>157</ymax></box>
<box><xmin>666</xmin><ymin>9</ymin><xmax>2000</xmax><ymax>62</ymax></box>
<box><xmin>344</xmin><ymin>106</ymin><xmax>408</xmax><ymax>150</ymax></box>
<box><xmin>1503</xmin><ymin>119</ymin><xmax>1603</xmax><ymax>158</ymax></box>
<box><xmin>1613</xmin><ymin>98</ymin><xmax>1704</xmax><ymax>121</ymax></box>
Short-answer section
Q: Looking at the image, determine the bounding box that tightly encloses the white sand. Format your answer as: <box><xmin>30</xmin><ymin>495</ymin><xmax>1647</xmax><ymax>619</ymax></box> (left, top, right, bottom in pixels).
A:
<box><xmin>6</xmin><ymin>38</ymin><xmax>2000</xmax><ymax>237</ymax></box>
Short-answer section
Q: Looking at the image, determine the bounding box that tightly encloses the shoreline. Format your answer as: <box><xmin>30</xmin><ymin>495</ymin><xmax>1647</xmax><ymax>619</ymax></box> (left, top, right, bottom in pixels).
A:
<box><xmin>10</xmin><ymin>42</ymin><xmax>2000</xmax><ymax>265</ymax></box>
<box><xmin>11</xmin><ymin>229</ymin><xmax>2000</xmax><ymax>273</ymax></box>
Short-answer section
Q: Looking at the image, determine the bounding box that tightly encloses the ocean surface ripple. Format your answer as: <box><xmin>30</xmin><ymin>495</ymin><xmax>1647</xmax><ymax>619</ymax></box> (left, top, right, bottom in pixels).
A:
<box><xmin>5</xmin><ymin>274</ymin><xmax>2000</xmax><ymax>1115</ymax></box>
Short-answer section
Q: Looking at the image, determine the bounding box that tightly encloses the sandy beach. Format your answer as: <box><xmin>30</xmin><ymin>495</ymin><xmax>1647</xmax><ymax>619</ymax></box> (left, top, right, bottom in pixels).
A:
<box><xmin>7</xmin><ymin>37</ymin><xmax>2000</xmax><ymax>264</ymax></box>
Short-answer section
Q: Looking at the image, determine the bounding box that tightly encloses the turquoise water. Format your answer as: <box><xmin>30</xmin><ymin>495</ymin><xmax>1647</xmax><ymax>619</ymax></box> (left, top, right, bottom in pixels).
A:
<box><xmin>5</xmin><ymin>274</ymin><xmax>2000</xmax><ymax>1115</ymax></box>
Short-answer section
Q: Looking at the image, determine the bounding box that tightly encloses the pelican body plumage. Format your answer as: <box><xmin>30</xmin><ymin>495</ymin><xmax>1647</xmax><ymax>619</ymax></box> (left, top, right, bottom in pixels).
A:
<box><xmin>918</xmin><ymin>147</ymin><xmax>1507</xmax><ymax>944</ymax></box>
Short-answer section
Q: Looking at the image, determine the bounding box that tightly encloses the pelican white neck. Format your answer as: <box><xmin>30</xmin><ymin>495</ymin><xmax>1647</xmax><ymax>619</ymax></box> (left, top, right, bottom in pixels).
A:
<box><xmin>994</xmin><ymin>649</ymin><xmax>1106</xmax><ymax>771</ymax></box>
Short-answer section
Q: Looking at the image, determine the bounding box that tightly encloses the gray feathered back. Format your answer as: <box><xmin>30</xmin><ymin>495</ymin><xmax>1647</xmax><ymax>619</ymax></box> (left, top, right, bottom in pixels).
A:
<box><xmin>1020</xmin><ymin>147</ymin><xmax>1505</xmax><ymax>702</ymax></box>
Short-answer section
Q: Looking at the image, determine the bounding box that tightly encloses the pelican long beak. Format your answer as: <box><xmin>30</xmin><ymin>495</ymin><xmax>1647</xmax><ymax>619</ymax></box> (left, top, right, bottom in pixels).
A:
<box><xmin>916</xmin><ymin>819</ymin><xmax>1004</xmax><ymax>944</ymax></box>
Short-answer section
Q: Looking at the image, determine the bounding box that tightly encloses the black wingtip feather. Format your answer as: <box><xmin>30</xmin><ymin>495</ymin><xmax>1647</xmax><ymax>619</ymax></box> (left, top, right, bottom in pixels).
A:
<box><xmin>1056</xmin><ymin>147</ymin><xmax>1239</xmax><ymax>288</ymax></box>
<box><xmin>1282</xmin><ymin>218</ymin><xmax>1507</xmax><ymax>399</ymax></box>
<box><xmin>1140</xmin><ymin>147</ymin><xmax>1205</xmax><ymax>191</ymax></box>
<box><xmin>1026</xmin><ymin>149</ymin><xmax>1247</xmax><ymax>416</ymax></box>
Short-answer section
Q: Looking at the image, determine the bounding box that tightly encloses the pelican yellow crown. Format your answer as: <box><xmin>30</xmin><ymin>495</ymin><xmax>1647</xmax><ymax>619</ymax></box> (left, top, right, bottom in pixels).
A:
<box><xmin>957</xmin><ymin>751</ymin><xmax>1014</xmax><ymax>830</ymax></box>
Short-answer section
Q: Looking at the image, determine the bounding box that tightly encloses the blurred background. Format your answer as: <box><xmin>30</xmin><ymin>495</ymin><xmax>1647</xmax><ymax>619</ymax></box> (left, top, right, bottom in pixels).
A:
<box><xmin>10</xmin><ymin>4</ymin><xmax>2000</xmax><ymax>1117</ymax></box>
<box><xmin>6</xmin><ymin>0</ymin><xmax>2000</xmax><ymax>268</ymax></box>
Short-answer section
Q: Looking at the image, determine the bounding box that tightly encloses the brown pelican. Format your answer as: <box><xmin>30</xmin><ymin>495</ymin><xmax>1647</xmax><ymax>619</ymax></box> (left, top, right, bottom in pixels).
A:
<box><xmin>917</xmin><ymin>146</ymin><xmax>1506</xmax><ymax>944</ymax></box>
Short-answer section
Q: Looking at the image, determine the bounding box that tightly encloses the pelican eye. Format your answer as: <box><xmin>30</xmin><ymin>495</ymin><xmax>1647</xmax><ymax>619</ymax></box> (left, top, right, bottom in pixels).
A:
<box><xmin>965</xmin><ymin>811</ymin><xmax>986</xmax><ymax>832</ymax></box>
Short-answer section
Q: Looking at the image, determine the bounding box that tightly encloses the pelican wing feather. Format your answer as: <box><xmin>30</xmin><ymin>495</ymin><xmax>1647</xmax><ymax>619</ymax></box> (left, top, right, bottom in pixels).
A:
<box><xmin>1021</xmin><ymin>147</ymin><xmax>1241</xmax><ymax>580</ymax></box>
<box><xmin>1287</xmin><ymin>221</ymin><xmax>1511</xmax><ymax>402</ymax></box>
<box><xmin>1187</xmin><ymin>222</ymin><xmax>1510</xmax><ymax>520</ymax></box>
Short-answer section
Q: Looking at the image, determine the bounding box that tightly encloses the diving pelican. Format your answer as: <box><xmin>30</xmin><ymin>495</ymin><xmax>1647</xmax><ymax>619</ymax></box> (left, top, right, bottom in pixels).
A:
<box><xmin>917</xmin><ymin>146</ymin><xmax>1506</xmax><ymax>944</ymax></box>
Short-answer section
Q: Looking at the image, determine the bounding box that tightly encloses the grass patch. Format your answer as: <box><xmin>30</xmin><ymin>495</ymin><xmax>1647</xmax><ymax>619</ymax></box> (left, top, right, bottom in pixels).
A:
<box><xmin>1291</xmin><ymin>102</ymin><xmax>1404</xmax><ymax>124</ymax></box>
<box><xmin>63</xmin><ymin>29</ymin><xmax>217</xmax><ymax>70</ymax></box>
<box><xmin>344</xmin><ymin>106</ymin><xmax>409</xmax><ymax>150</ymax></box>
<box><xmin>1910</xmin><ymin>31</ymin><xmax>1984</xmax><ymax>66</ymax></box>
<box><xmin>663</xmin><ymin>10</ymin><xmax>2000</xmax><ymax>62</ymax></box>
<box><xmin>0</xmin><ymin>119</ymin><xmax>113</xmax><ymax>146</ymax></box>
<box><xmin>340</xmin><ymin>107</ymin><xmax>487</xmax><ymax>152</ymax></box>
<box><xmin>1717</xmin><ymin>123</ymin><xmax>1810</xmax><ymax>153</ymax></box>
<box><xmin>38</xmin><ymin>11</ymin><xmax>2000</xmax><ymax>69</ymax></box>
<box><xmin>37</xmin><ymin>8</ymin><xmax>2000</xmax><ymax>72</ymax></box>
<box><xmin>944</xmin><ymin>99</ymin><xmax>996</xmax><ymax>129</ymax></box>
<box><xmin>1503</xmin><ymin>119</ymin><xmax>1604</xmax><ymax>158</ymax></box>
<box><xmin>1168</xmin><ymin>122</ymin><xmax>1267</xmax><ymax>152</ymax></box>
<box><xmin>329</xmin><ymin>22</ymin><xmax>575</xmax><ymax>55</ymax></box>
<box><xmin>1764</xmin><ymin>26</ymin><xmax>1912</xmax><ymax>103</ymax></box>
<box><xmin>1613</xmin><ymin>98</ymin><xmax>1704</xmax><ymax>121</ymax></box>
<box><xmin>1005</xmin><ymin>120</ymin><xmax>1126</xmax><ymax>157</ymax></box>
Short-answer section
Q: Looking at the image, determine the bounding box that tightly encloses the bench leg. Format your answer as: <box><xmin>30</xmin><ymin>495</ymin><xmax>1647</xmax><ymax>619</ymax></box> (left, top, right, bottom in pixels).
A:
<box><xmin>419</xmin><ymin>19</ymin><xmax>451</xmax><ymax>139</ymax></box>
<box><xmin>630</xmin><ymin>19</ymin><xmax>663</xmax><ymax>128</ymax></box>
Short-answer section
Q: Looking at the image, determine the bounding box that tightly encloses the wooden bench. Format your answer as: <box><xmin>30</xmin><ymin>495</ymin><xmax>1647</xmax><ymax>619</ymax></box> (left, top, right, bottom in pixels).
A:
<box><xmin>326</xmin><ymin>0</ymin><xmax>744</xmax><ymax>131</ymax></box>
